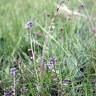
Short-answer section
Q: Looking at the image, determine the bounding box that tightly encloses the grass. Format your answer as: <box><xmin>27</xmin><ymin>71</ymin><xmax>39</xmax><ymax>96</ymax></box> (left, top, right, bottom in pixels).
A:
<box><xmin>0</xmin><ymin>0</ymin><xmax>96</xmax><ymax>96</ymax></box>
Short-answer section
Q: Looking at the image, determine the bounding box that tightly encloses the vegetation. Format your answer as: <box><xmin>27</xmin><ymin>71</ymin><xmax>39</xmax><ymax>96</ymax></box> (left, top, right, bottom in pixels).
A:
<box><xmin>0</xmin><ymin>0</ymin><xmax>96</xmax><ymax>96</ymax></box>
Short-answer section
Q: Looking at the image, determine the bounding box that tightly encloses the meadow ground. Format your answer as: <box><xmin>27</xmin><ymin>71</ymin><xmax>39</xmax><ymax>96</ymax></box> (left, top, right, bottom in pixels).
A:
<box><xmin>0</xmin><ymin>0</ymin><xmax>96</xmax><ymax>96</ymax></box>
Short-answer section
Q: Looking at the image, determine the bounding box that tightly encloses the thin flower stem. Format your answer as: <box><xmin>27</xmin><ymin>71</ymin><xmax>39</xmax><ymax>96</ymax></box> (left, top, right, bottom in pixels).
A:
<box><xmin>42</xmin><ymin>1</ymin><xmax>64</xmax><ymax>56</ymax></box>
<box><xmin>13</xmin><ymin>77</ymin><xmax>16</xmax><ymax>96</ymax></box>
<box><xmin>29</xmin><ymin>30</ymin><xmax>33</xmax><ymax>50</ymax></box>
<box><xmin>42</xmin><ymin>8</ymin><xmax>58</xmax><ymax>56</ymax></box>
<box><xmin>29</xmin><ymin>30</ymin><xmax>39</xmax><ymax>83</ymax></box>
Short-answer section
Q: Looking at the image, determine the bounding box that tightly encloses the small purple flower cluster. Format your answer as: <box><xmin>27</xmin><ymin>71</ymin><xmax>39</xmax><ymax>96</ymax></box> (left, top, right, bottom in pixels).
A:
<box><xmin>50</xmin><ymin>57</ymin><xmax>57</xmax><ymax>65</ymax></box>
<box><xmin>40</xmin><ymin>57</ymin><xmax>46</xmax><ymax>65</ymax></box>
<box><xmin>63</xmin><ymin>79</ymin><xmax>71</xmax><ymax>86</ymax></box>
<box><xmin>10</xmin><ymin>68</ymin><xmax>17</xmax><ymax>77</ymax></box>
<box><xmin>25</xmin><ymin>21</ymin><xmax>33</xmax><ymax>30</ymax></box>
<box><xmin>4</xmin><ymin>91</ymin><xmax>13</xmax><ymax>96</ymax></box>
<box><xmin>48</xmin><ymin>57</ymin><xmax>57</xmax><ymax>72</ymax></box>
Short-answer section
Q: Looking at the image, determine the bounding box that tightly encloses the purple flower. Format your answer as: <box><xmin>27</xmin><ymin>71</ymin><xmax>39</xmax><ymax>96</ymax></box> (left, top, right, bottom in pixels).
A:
<box><xmin>25</xmin><ymin>21</ymin><xmax>33</xmax><ymax>30</ymax></box>
<box><xmin>10</xmin><ymin>68</ymin><xmax>17</xmax><ymax>77</ymax></box>
<box><xmin>63</xmin><ymin>80</ymin><xmax>71</xmax><ymax>86</ymax></box>
<box><xmin>47</xmin><ymin>57</ymin><xmax>57</xmax><ymax>71</ymax></box>
<box><xmin>50</xmin><ymin>57</ymin><xmax>57</xmax><ymax>65</ymax></box>
<box><xmin>28</xmin><ymin>48</ymin><xmax>34</xmax><ymax>61</ymax></box>
<box><xmin>4</xmin><ymin>91</ymin><xmax>13</xmax><ymax>96</ymax></box>
<box><xmin>40</xmin><ymin>57</ymin><xmax>46</xmax><ymax>65</ymax></box>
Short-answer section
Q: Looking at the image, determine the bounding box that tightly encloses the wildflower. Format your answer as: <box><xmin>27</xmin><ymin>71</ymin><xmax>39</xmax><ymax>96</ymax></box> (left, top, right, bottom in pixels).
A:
<box><xmin>63</xmin><ymin>80</ymin><xmax>71</xmax><ymax>86</ymax></box>
<box><xmin>4</xmin><ymin>91</ymin><xmax>13</xmax><ymax>96</ymax></box>
<box><xmin>50</xmin><ymin>57</ymin><xmax>57</xmax><ymax>65</ymax></box>
<box><xmin>28</xmin><ymin>48</ymin><xmax>34</xmax><ymax>61</ymax></box>
<box><xmin>47</xmin><ymin>57</ymin><xmax>57</xmax><ymax>71</ymax></box>
<box><xmin>10</xmin><ymin>68</ymin><xmax>17</xmax><ymax>77</ymax></box>
<box><xmin>25</xmin><ymin>21</ymin><xmax>33</xmax><ymax>30</ymax></box>
<box><xmin>40</xmin><ymin>57</ymin><xmax>46</xmax><ymax>65</ymax></box>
